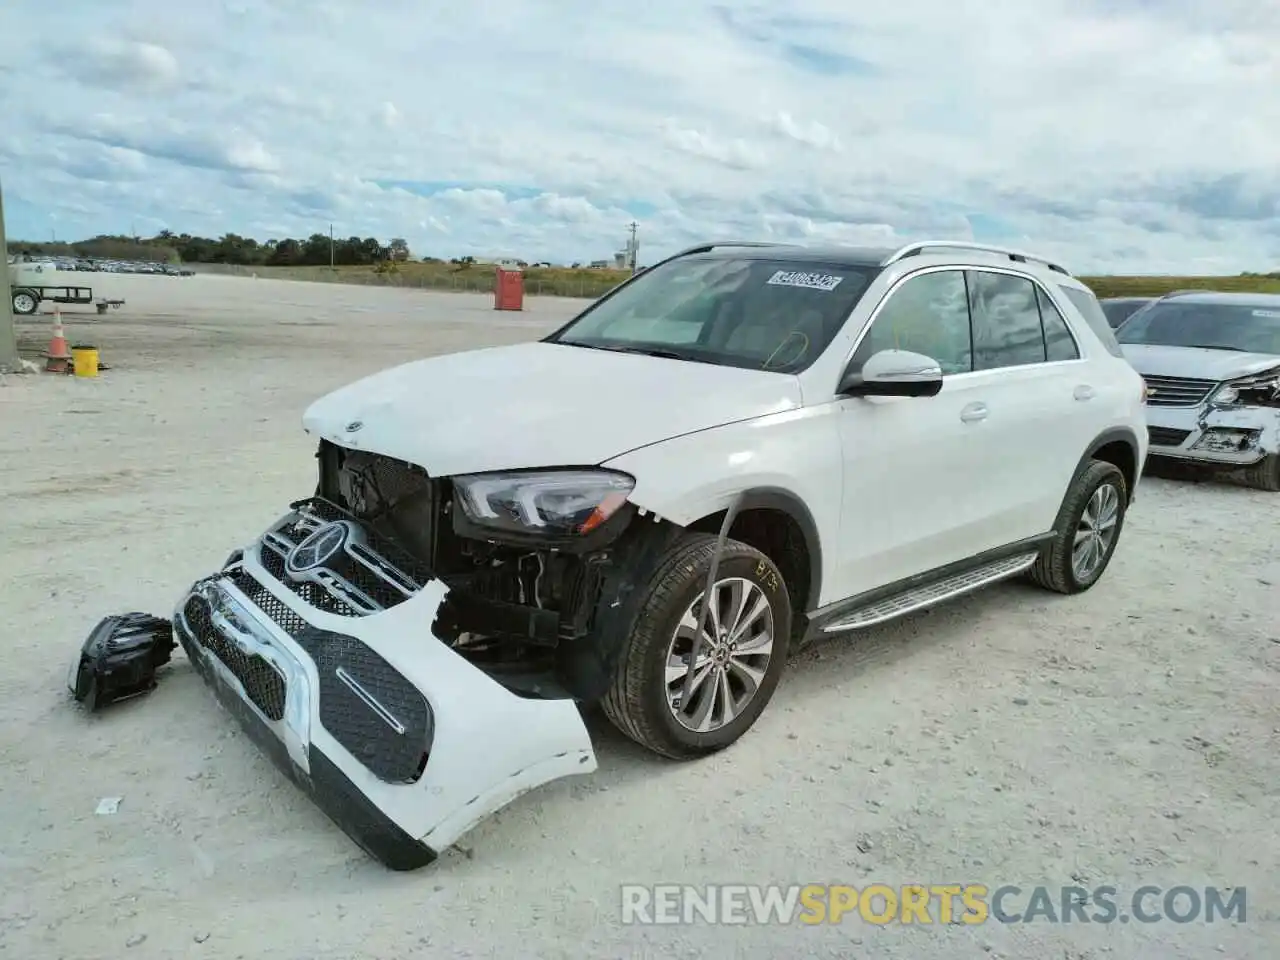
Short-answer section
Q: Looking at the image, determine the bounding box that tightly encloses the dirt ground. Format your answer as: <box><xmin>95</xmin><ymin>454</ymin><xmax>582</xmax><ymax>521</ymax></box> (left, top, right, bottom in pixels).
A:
<box><xmin>1</xmin><ymin>274</ymin><xmax>1277</xmax><ymax>959</ymax></box>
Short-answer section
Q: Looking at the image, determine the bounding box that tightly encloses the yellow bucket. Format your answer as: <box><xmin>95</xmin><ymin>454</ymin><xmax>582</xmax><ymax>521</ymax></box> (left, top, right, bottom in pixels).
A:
<box><xmin>71</xmin><ymin>344</ymin><xmax>100</xmax><ymax>378</ymax></box>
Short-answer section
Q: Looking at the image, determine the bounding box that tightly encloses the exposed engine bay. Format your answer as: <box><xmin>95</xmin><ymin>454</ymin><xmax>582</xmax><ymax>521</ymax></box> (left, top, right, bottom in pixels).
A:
<box><xmin>308</xmin><ymin>440</ymin><xmax>672</xmax><ymax>701</ymax></box>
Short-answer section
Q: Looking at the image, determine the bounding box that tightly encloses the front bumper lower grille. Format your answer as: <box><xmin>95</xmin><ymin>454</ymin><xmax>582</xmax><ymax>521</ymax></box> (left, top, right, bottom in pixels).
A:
<box><xmin>1148</xmin><ymin>426</ymin><xmax>1191</xmax><ymax>447</ymax></box>
<box><xmin>182</xmin><ymin>594</ymin><xmax>287</xmax><ymax>721</ymax></box>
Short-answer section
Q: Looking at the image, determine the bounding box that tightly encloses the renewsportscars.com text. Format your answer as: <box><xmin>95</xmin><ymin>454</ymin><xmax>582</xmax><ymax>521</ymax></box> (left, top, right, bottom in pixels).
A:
<box><xmin>620</xmin><ymin>884</ymin><xmax>1247</xmax><ymax>926</ymax></box>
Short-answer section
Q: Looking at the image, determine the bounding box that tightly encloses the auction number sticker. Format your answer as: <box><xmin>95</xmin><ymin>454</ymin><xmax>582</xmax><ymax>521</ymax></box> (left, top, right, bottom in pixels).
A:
<box><xmin>1251</xmin><ymin>309</ymin><xmax>1280</xmax><ymax>318</ymax></box>
<box><xmin>766</xmin><ymin>270</ymin><xmax>844</xmax><ymax>291</ymax></box>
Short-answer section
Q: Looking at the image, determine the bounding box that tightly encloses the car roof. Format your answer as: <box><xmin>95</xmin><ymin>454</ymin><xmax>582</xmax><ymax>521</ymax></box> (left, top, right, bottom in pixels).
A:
<box><xmin>1158</xmin><ymin>290</ymin><xmax>1280</xmax><ymax>306</ymax></box>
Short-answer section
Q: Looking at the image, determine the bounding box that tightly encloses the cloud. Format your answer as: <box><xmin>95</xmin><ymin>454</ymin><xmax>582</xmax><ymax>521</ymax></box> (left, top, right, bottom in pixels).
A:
<box><xmin>1</xmin><ymin>0</ymin><xmax>1278</xmax><ymax>272</ymax></box>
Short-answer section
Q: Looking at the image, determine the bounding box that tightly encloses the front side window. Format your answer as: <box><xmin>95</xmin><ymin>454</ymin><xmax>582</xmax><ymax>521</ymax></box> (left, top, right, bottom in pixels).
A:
<box><xmin>851</xmin><ymin>269</ymin><xmax>972</xmax><ymax>375</ymax></box>
<box><xmin>1116</xmin><ymin>300</ymin><xmax>1280</xmax><ymax>354</ymax></box>
<box><xmin>545</xmin><ymin>256</ymin><xmax>877</xmax><ymax>373</ymax></box>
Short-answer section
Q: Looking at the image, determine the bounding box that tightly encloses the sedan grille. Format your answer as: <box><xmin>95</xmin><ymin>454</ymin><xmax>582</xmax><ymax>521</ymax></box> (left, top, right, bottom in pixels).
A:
<box><xmin>1142</xmin><ymin>375</ymin><xmax>1218</xmax><ymax>407</ymax></box>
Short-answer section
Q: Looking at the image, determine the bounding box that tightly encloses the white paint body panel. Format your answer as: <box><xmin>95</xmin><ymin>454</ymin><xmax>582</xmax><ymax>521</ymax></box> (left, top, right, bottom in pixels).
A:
<box><xmin>302</xmin><ymin>341</ymin><xmax>802</xmax><ymax>476</ymax></box>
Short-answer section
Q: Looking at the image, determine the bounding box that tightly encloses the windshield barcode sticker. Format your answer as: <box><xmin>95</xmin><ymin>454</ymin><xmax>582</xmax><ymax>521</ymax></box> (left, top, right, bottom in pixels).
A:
<box><xmin>1251</xmin><ymin>309</ymin><xmax>1280</xmax><ymax>318</ymax></box>
<box><xmin>766</xmin><ymin>270</ymin><xmax>844</xmax><ymax>291</ymax></box>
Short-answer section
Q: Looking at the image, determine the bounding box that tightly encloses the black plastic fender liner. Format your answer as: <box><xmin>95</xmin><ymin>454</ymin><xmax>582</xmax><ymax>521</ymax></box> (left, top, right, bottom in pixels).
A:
<box><xmin>69</xmin><ymin>612</ymin><xmax>176</xmax><ymax>711</ymax></box>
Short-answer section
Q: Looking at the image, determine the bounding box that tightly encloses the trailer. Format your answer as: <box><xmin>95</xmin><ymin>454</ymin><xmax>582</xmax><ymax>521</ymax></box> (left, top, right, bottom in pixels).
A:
<box><xmin>8</xmin><ymin>261</ymin><xmax>123</xmax><ymax>315</ymax></box>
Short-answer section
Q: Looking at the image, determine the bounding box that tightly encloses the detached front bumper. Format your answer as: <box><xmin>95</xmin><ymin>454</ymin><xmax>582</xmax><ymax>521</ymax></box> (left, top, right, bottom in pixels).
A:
<box><xmin>173</xmin><ymin>514</ymin><xmax>597</xmax><ymax>869</ymax></box>
<box><xmin>1145</xmin><ymin>403</ymin><xmax>1280</xmax><ymax>467</ymax></box>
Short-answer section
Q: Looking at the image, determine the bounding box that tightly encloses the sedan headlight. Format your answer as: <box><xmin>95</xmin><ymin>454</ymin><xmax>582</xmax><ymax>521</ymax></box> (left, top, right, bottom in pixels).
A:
<box><xmin>1210</xmin><ymin>368</ymin><xmax>1280</xmax><ymax>407</ymax></box>
<box><xmin>452</xmin><ymin>469</ymin><xmax>635</xmax><ymax>537</ymax></box>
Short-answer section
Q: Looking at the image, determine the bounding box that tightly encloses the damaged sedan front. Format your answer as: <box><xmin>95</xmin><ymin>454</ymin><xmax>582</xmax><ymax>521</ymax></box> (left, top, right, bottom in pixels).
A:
<box><xmin>1118</xmin><ymin>290</ymin><xmax>1280</xmax><ymax>491</ymax></box>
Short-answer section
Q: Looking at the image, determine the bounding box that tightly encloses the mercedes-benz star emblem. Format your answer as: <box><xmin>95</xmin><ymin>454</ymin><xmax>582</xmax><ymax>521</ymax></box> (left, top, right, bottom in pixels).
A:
<box><xmin>285</xmin><ymin>521</ymin><xmax>348</xmax><ymax>575</ymax></box>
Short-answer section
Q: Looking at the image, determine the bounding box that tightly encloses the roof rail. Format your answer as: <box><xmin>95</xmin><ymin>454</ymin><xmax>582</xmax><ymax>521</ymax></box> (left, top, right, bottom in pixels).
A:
<box><xmin>671</xmin><ymin>240</ymin><xmax>799</xmax><ymax>258</ymax></box>
<box><xmin>882</xmin><ymin>240</ymin><xmax>1070</xmax><ymax>276</ymax></box>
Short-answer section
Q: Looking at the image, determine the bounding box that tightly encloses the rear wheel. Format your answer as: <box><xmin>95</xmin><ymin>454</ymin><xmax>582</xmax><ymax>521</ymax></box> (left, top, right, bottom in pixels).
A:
<box><xmin>1028</xmin><ymin>460</ymin><xmax>1128</xmax><ymax>595</ymax></box>
<box><xmin>600</xmin><ymin>534</ymin><xmax>791</xmax><ymax>759</ymax></box>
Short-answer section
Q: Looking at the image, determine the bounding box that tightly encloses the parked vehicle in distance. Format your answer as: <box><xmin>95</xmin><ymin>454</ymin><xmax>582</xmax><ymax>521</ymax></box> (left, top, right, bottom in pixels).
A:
<box><xmin>161</xmin><ymin>238</ymin><xmax>1148</xmax><ymax>869</ymax></box>
<box><xmin>1117</xmin><ymin>290</ymin><xmax>1280</xmax><ymax>490</ymax></box>
<box><xmin>1100</xmin><ymin>296</ymin><xmax>1155</xmax><ymax>328</ymax></box>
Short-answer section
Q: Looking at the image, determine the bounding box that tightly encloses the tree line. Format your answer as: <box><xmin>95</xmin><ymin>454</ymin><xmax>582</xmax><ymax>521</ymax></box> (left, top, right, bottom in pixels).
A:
<box><xmin>8</xmin><ymin>231</ymin><xmax>414</xmax><ymax>266</ymax></box>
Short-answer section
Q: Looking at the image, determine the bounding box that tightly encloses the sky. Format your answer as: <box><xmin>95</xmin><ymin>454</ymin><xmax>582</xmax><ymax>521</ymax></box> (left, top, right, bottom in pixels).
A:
<box><xmin>1</xmin><ymin>0</ymin><xmax>1278</xmax><ymax>274</ymax></box>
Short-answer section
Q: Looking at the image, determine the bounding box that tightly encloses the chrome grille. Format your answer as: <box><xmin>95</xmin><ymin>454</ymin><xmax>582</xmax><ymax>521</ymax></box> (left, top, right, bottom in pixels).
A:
<box><xmin>1142</xmin><ymin>374</ymin><xmax>1218</xmax><ymax>407</ymax></box>
<box><xmin>257</xmin><ymin>499</ymin><xmax>428</xmax><ymax>616</ymax></box>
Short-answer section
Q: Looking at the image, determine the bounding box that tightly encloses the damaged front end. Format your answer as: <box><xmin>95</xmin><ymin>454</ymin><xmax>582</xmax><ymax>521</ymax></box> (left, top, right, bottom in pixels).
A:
<box><xmin>172</xmin><ymin>441</ymin><xmax>678</xmax><ymax>868</ymax></box>
<box><xmin>1144</xmin><ymin>366</ymin><xmax>1280</xmax><ymax>470</ymax></box>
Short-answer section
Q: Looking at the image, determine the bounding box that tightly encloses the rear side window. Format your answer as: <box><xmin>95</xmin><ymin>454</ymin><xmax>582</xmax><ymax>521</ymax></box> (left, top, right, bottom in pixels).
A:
<box><xmin>1038</xmin><ymin>288</ymin><xmax>1080</xmax><ymax>361</ymax></box>
<box><xmin>1058</xmin><ymin>285</ymin><xmax>1125</xmax><ymax>358</ymax></box>
<box><xmin>967</xmin><ymin>271</ymin><xmax>1046</xmax><ymax>370</ymax></box>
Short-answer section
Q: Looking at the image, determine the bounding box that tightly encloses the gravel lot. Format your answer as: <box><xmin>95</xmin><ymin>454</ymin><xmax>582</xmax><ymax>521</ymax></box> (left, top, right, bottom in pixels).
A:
<box><xmin>1</xmin><ymin>274</ymin><xmax>1277</xmax><ymax>959</ymax></box>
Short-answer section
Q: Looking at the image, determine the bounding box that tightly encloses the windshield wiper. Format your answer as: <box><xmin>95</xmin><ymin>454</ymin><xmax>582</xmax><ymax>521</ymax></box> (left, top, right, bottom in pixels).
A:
<box><xmin>558</xmin><ymin>341</ymin><xmax>693</xmax><ymax>361</ymax></box>
<box><xmin>1182</xmin><ymin>343</ymin><xmax>1247</xmax><ymax>352</ymax></box>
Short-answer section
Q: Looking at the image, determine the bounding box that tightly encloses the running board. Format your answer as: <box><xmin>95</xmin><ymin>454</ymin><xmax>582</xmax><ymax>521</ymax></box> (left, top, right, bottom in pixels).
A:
<box><xmin>821</xmin><ymin>551</ymin><xmax>1040</xmax><ymax>633</ymax></box>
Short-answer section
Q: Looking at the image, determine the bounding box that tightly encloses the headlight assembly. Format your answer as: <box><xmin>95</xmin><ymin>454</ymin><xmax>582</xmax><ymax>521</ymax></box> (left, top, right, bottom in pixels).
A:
<box><xmin>452</xmin><ymin>469</ymin><xmax>635</xmax><ymax>538</ymax></box>
<box><xmin>1211</xmin><ymin>368</ymin><xmax>1280</xmax><ymax>407</ymax></box>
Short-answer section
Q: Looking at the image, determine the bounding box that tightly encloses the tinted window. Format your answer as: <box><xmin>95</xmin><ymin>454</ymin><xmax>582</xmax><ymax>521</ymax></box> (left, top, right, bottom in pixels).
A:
<box><xmin>853</xmin><ymin>270</ymin><xmax>972</xmax><ymax>375</ymax></box>
<box><xmin>1116</xmin><ymin>300</ymin><xmax>1280</xmax><ymax>354</ymax></box>
<box><xmin>1059</xmin><ymin>286</ymin><xmax>1125</xmax><ymax>358</ymax></box>
<box><xmin>967</xmin><ymin>271</ymin><xmax>1046</xmax><ymax>370</ymax></box>
<box><xmin>1039</xmin><ymin>288</ymin><xmax>1080</xmax><ymax>361</ymax></box>
<box><xmin>547</xmin><ymin>256</ymin><xmax>876</xmax><ymax>373</ymax></box>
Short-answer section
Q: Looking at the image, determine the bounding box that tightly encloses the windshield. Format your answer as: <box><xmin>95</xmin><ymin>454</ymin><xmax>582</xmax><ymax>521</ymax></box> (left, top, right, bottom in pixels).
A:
<box><xmin>1101</xmin><ymin>299</ymin><xmax>1150</xmax><ymax>328</ymax></box>
<box><xmin>544</xmin><ymin>256</ymin><xmax>877</xmax><ymax>373</ymax></box>
<box><xmin>1116</xmin><ymin>300</ymin><xmax>1280</xmax><ymax>354</ymax></box>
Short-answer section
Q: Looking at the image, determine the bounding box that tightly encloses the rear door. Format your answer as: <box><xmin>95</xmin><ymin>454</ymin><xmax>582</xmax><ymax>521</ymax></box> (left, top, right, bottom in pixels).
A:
<box><xmin>963</xmin><ymin>269</ymin><xmax>1091</xmax><ymax>541</ymax></box>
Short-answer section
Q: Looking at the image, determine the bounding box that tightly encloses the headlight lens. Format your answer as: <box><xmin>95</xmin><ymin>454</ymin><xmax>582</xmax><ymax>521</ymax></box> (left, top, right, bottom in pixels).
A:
<box><xmin>1211</xmin><ymin>368</ymin><xmax>1280</xmax><ymax>407</ymax></box>
<box><xmin>452</xmin><ymin>469</ymin><xmax>635</xmax><ymax>537</ymax></box>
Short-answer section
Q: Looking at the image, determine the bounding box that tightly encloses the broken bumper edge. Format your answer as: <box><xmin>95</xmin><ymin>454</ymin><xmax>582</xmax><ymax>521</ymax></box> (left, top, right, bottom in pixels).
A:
<box><xmin>173</xmin><ymin>565</ymin><xmax>598</xmax><ymax>870</ymax></box>
<box><xmin>173</xmin><ymin>610</ymin><xmax>439</xmax><ymax>871</ymax></box>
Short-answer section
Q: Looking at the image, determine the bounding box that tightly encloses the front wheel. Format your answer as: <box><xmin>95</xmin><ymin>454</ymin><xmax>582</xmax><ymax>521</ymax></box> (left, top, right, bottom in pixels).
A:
<box><xmin>1028</xmin><ymin>459</ymin><xmax>1128</xmax><ymax>594</ymax></box>
<box><xmin>12</xmin><ymin>289</ymin><xmax>38</xmax><ymax>315</ymax></box>
<box><xmin>1234</xmin><ymin>454</ymin><xmax>1280</xmax><ymax>492</ymax></box>
<box><xmin>600</xmin><ymin>534</ymin><xmax>792</xmax><ymax>759</ymax></box>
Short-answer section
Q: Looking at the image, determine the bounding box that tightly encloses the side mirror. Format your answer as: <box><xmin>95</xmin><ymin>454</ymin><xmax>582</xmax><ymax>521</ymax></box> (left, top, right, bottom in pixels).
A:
<box><xmin>838</xmin><ymin>349</ymin><xmax>944</xmax><ymax>398</ymax></box>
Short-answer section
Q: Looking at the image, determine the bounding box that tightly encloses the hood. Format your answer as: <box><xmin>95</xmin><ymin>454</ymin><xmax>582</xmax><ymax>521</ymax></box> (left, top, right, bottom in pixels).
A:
<box><xmin>1120</xmin><ymin>343</ymin><xmax>1280</xmax><ymax>382</ymax></box>
<box><xmin>302</xmin><ymin>340</ymin><xmax>803</xmax><ymax>476</ymax></box>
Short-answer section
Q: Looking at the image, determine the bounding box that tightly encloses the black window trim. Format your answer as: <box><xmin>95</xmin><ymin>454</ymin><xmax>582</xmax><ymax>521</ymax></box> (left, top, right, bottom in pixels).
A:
<box><xmin>838</xmin><ymin>264</ymin><xmax>1085</xmax><ymax>391</ymax></box>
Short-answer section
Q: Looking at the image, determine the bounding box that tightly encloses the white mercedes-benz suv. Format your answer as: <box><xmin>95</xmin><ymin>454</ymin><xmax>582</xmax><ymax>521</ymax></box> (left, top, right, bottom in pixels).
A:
<box><xmin>1116</xmin><ymin>290</ymin><xmax>1280</xmax><ymax>491</ymax></box>
<box><xmin>166</xmin><ymin>239</ymin><xmax>1149</xmax><ymax>868</ymax></box>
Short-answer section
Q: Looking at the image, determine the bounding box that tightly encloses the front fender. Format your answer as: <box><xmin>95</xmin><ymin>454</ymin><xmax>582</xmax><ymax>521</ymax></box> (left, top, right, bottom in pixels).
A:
<box><xmin>603</xmin><ymin>406</ymin><xmax>843</xmax><ymax>608</ymax></box>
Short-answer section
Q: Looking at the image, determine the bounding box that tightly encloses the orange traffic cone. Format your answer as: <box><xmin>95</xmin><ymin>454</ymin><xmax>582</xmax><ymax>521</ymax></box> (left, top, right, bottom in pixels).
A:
<box><xmin>46</xmin><ymin>307</ymin><xmax>72</xmax><ymax>373</ymax></box>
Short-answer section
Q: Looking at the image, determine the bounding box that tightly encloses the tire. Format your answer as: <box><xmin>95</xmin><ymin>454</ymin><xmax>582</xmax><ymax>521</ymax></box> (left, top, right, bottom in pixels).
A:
<box><xmin>600</xmin><ymin>533</ymin><xmax>792</xmax><ymax>760</ymax></box>
<box><xmin>12</xmin><ymin>289</ymin><xmax>38</xmax><ymax>315</ymax></box>
<box><xmin>1234</xmin><ymin>454</ymin><xmax>1280</xmax><ymax>492</ymax></box>
<box><xmin>1028</xmin><ymin>459</ymin><xmax>1128</xmax><ymax>595</ymax></box>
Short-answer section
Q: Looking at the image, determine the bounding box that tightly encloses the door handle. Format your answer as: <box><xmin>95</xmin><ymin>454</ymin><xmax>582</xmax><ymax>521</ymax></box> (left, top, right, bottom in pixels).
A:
<box><xmin>960</xmin><ymin>402</ymin><xmax>988</xmax><ymax>423</ymax></box>
<box><xmin>1074</xmin><ymin>385</ymin><xmax>1096</xmax><ymax>401</ymax></box>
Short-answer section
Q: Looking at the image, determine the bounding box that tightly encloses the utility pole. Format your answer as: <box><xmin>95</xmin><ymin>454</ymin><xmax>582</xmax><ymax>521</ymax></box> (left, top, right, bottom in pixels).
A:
<box><xmin>0</xmin><ymin>176</ymin><xmax>20</xmax><ymax>372</ymax></box>
<box><xmin>329</xmin><ymin>223</ymin><xmax>334</xmax><ymax>269</ymax></box>
<box><xmin>627</xmin><ymin>221</ymin><xmax>639</xmax><ymax>274</ymax></box>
